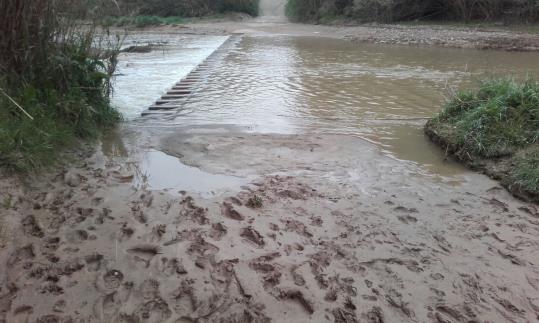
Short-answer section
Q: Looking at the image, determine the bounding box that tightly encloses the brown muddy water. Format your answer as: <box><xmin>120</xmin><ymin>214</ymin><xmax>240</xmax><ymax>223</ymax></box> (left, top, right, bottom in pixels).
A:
<box><xmin>113</xmin><ymin>34</ymin><xmax>539</xmax><ymax>177</ymax></box>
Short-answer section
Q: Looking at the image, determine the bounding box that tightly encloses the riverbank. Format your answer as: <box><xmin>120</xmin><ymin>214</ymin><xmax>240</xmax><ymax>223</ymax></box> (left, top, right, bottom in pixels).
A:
<box><xmin>145</xmin><ymin>17</ymin><xmax>539</xmax><ymax>51</ymax></box>
<box><xmin>424</xmin><ymin>78</ymin><xmax>539</xmax><ymax>203</ymax></box>
<box><xmin>1</xmin><ymin>125</ymin><xmax>539</xmax><ymax>322</ymax></box>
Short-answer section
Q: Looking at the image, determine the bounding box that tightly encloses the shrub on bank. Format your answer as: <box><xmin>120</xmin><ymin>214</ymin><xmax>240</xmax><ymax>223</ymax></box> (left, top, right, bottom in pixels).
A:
<box><xmin>99</xmin><ymin>0</ymin><xmax>260</xmax><ymax>18</ymax></box>
<box><xmin>0</xmin><ymin>0</ymin><xmax>120</xmax><ymax>172</ymax></box>
<box><xmin>286</xmin><ymin>0</ymin><xmax>539</xmax><ymax>23</ymax></box>
<box><xmin>425</xmin><ymin>78</ymin><xmax>539</xmax><ymax>200</ymax></box>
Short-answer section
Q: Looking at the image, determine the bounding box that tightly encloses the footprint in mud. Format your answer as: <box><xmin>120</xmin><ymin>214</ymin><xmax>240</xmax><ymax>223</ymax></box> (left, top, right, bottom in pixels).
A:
<box><xmin>209</xmin><ymin>223</ymin><xmax>228</xmax><ymax>241</ymax></box>
<box><xmin>95</xmin><ymin>283</ymin><xmax>133</xmax><ymax>322</ymax></box>
<box><xmin>397</xmin><ymin>215</ymin><xmax>417</xmax><ymax>224</ymax></box>
<box><xmin>279</xmin><ymin>289</ymin><xmax>314</xmax><ymax>315</ymax></box>
<box><xmin>72</xmin><ymin>207</ymin><xmax>95</xmax><ymax>225</ymax></box>
<box><xmin>7</xmin><ymin>244</ymin><xmax>35</xmax><ymax>268</ymax></box>
<box><xmin>66</xmin><ymin>230</ymin><xmax>89</xmax><ymax>244</ymax></box>
<box><xmin>116</xmin><ymin>313</ymin><xmax>140</xmax><ymax>323</ymax></box>
<box><xmin>433</xmin><ymin>234</ymin><xmax>452</xmax><ymax>253</ymax></box>
<box><xmin>225</xmin><ymin>196</ymin><xmax>243</xmax><ymax>206</ymax></box>
<box><xmin>22</xmin><ymin>215</ymin><xmax>44</xmax><ymax>238</ymax></box>
<box><xmin>277</xmin><ymin>189</ymin><xmax>306</xmax><ymax>200</ymax></box>
<box><xmin>53</xmin><ymin>300</ymin><xmax>66</xmax><ymax>313</ymax></box>
<box><xmin>362</xmin><ymin>306</ymin><xmax>385</xmax><ymax>323</ymax></box>
<box><xmin>187</xmin><ymin>237</ymin><xmax>219</xmax><ymax>257</ymax></box>
<box><xmin>36</xmin><ymin>314</ymin><xmax>64</xmax><ymax>323</ymax></box>
<box><xmin>160</xmin><ymin>257</ymin><xmax>188</xmax><ymax>277</ymax></box>
<box><xmin>41</xmin><ymin>237</ymin><xmax>61</xmax><ymax>254</ymax></box>
<box><xmin>103</xmin><ymin>270</ymin><xmax>124</xmax><ymax>290</ymax></box>
<box><xmin>85</xmin><ymin>253</ymin><xmax>104</xmax><ymax>272</ymax></box>
<box><xmin>311</xmin><ymin>216</ymin><xmax>323</xmax><ymax>227</ymax></box>
<box><xmin>134</xmin><ymin>298</ymin><xmax>172</xmax><ymax>323</ymax></box>
<box><xmin>12</xmin><ymin>305</ymin><xmax>33</xmax><ymax>322</ymax></box>
<box><xmin>140</xmin><ymin>279</ymin><xmax>161</xmax><ymax>300</ymax></box>
<box><xmin>291</xmin><ymin>265</ymin><xmax>307</xmax><ymax>287</ymax></box>
<box><xmin>95</xmin><ymin>208</ymin><xmax>114</xmax><ymax>225</ymax></box>
<box><xmin>39</xmin><ymin>282</ymin><xmax>64</xmax><ymax>295</ymax></box>
<box><xmin>281</xmin><ymin>219</ymin><xmax>313</xmax><ymax>238</ymax></box>
<box><xmin>127</xmin><ymin>245</ymin><xmax>161</xmax><ymax>267</ymax></box>
<box><xmin>221</xmin><ymin>202</ymin><xmax>244</xmax><ymax>221</ymax></box>
<box><xmin>120</xmin><ymin>223</ymin><xmax>135</xmax><ymax>241</ymax></box>
<box><xmin>151</xmin><ymin>224</ymin><xmax>167</xmax><ymax>242</ymax></box>
<box><xmin>131</xmin><ymin>205</ymin><xmax>147</xmax><ymax>224</ymax></box>
<box><xmin>333</xmin><ymin>307</ymin><xmax>358</xmax><ymax>323</ymax></box>
<box><xmin>171</xmin><ymin>280</ymin><xmax>197</xmax><ymax>314</ymax></box>
<box><xmin>394</xmin><ymin>206</ymin><xmax>419</xmax><ymax>213</ymax></box>
<box><xmin>180</xmin><ymin>196</ymin><xmax>209</xmax><ymax>225</ymax></box>
<box><xmin>240</xmin><ymin>226</ymin><xmax>265</xmax><ymax>247</ymax></box>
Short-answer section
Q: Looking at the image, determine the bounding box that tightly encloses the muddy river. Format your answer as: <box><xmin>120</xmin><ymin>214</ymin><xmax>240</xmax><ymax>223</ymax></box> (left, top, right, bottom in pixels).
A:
<box><xmin>113</xmin><ymin>33</ymin><xmax>539</xmax><ymax>177</ymax></box>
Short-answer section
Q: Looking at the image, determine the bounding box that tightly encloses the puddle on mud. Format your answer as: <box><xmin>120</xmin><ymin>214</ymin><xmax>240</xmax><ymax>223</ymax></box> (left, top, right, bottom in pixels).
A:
<box><xmin>134</xmin><ymin>150</ymin><xmax>250</xmax><ymax>197</ymax></box>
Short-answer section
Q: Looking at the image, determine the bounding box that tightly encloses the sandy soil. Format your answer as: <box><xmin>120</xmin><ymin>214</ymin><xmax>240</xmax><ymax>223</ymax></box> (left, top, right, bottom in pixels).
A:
<box><xmin>1</xmin><ymin>125</ymin><xmax>539</xmax><ymax>322</ymax></box>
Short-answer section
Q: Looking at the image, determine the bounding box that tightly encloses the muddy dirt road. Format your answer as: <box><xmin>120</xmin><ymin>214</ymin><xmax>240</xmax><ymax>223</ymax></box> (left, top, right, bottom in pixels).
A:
<box><xmin>1</xmin><ymin>2</ymin><xmax>539</xmax><ymax>322</ymax></box>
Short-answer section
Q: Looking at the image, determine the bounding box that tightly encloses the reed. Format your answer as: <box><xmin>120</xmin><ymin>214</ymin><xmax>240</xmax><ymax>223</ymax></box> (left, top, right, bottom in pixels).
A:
<box><xmin>0</xmin><ymin>0</ymin><xmax>121</xmax><ymax>172</ymax></box>
<box><xmin>285</xmin><ymin>0</ymin><xmax>539</xmax><ymax>23</ymax></box>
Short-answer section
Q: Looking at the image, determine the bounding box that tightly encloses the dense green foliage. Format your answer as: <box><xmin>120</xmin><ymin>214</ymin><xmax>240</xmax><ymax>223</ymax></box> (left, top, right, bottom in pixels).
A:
<box><xmin>511</xmin><ymin>146</ymin><xmax>539</xmax><ymax>193</ymax></box>
<box><xmin>0</xmin><ymin>0</ymin><xmax>120</xmax><ymax>172</ymax></box>
<box><xmin>426</xmin><ymin>78</ymin><xmax>539</xmax><ymax>195</ymax></box>
<box><xmin>286</xmin><ymin>0</ymin><xmax>539</xmax><ymax>23</ymax></box>
<box><xmin>94</xmin><ymin>0</ymin><xmax>260</xmax><ymax>18</ymax></box>
<box><xmin>430</xmin><ymin>79</ymin><xmax>539</xmax><ymax>158</ymax></box>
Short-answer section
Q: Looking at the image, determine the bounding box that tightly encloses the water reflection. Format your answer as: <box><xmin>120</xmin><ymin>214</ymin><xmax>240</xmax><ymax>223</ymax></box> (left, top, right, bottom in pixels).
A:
<box><xmin>134</xmin><ymin>150</ymin><xmax>249</xmax><ymax>197</ymax></box>
<box><xmin>157</xmin><ymin>36</ymin><xmax>539</xmax><ymax>175</ymax></box>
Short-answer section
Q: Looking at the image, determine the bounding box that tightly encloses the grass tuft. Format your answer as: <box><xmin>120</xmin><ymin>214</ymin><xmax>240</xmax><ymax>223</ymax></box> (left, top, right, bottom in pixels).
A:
<box><xmin>511</xmin><ymin>146</ymin><xmax>539</xmax><ymax>193</ymax></box>
<box><xmin>426</xmin><ymin>78</ymin><xmax>539</xmax><ymax>200</ymax></box>
<box><xmin>428</xmin><ymin>78</ymin><xmax>539</xmax><ymax>159</ymax></box>
<box><xmin>0</xmin><ymin>0</ymin><xmax>121</xmax><ymax>172</ymax></box>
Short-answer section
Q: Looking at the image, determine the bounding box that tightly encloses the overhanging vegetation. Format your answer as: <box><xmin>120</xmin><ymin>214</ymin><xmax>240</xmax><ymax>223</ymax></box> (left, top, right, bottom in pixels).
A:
<box><xmin>0</xmin><ymin>0</ymin><xmax>121</xmax><ymax>172</ymax></box>
<box><xmin>286</xmin><ymin>0</ymin><xmax>539</xmax><ymax>23</ymax></box>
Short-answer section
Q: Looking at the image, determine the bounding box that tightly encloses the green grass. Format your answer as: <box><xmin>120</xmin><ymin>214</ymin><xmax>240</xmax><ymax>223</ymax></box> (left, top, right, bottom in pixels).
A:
<box><xmin>428</xmin><ymin>78</ymin><xmax>539</xmax><ymax>159</ymax></box>
<box><xmin>0</xmin><ymin>82</ymin><xmax>120</xmax><ymax>172</ymax></box>
<box><xmin>426</xmin><ymin>78</ymin><xmax>539</xmax><ymax>197</ymax></box>
<box><xmin>0</xmin><ymin>37</ymin><xmax>120</xmax><ymax>172</ymax></box>
<box><xmin>1</xmin><ymin>1</ymin><xmax>122</xmax><ymax>173</ymax></box>
<box><xmin>511</xmin><ymin>146</ymin><xmax>539</xmax><ymax>193</ymax></box>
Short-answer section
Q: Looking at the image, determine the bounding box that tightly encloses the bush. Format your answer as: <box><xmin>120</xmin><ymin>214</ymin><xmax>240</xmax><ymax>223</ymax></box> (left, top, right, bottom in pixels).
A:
<box><xmin>0</xmin><ymin>0</ymin><xmax>121</xmax><ymax>172</ymax></box>
<box><xmin>428</xmin><ymin>78</ymin><xmax>539</xmax><ymax>159</ymax></box>
<box><xmin>109</xmin><ymin>0</ymin><xmax>260</xmax><ymax>17</ymax></box>
<box><xmin>285</xmin><ymin>0</ymin><xmax>539</xmax><ymax>23</ymax></box>
<box><xmin>425</xmin><ymin>78</ymin><xmax>539</xmax><ymax>200</ymax></box>
<box><xmin>511</xmin><ymin>146</ymin><xmax>539</xmax><ymax>193</ymax></box>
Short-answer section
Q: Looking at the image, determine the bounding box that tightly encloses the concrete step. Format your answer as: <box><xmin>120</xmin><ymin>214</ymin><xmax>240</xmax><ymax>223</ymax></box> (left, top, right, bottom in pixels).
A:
<box><xmin>148</xmin><ymin>105</ymin><xmax>180</xmax><ymax>110</ymax></box>
<box><xmin>167</xmin><ymin>90</ymin><xmax>191</xmax><ymax>95</ymax></box>
<box><xmin>155</xmin><ymin>99</ymin><xmax>185</xmax><ymax>105</ymax></box>
<box><xmin>142</xmin><ymin>109</ymin><xmax>174</xmax><ymax>116</ymax></box>
<box><xmin>162</xmin><ymin>94</ymin><xmax>189</xmax><ymax>99</ymax></box>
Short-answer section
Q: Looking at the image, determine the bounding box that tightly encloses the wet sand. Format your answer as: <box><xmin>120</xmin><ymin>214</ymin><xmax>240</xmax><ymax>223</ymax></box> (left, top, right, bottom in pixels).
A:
<box><xmin>1</xmin><ymin>126</ymin><xmax>539</xmax><ymax>322</ymax></box>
